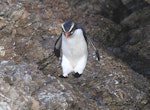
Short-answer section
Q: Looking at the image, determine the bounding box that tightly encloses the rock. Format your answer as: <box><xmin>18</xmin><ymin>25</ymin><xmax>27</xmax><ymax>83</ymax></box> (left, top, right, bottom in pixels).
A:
<box><xmin>117</xmin><ymin>6</ymin><xmax>150</xmax><ymax>77</ymax></box>
<box><xmin>0</xmin><ymin>102</ymin><xmax>11</xmax><ymax>110</ymax></box>
<box><xmin>121</xmin><ymin>0</ymin><xmax>149</xmax><ymax>11</ymax></box>
<box><xmin>120</xmin><ymin>24</ymin><xmax>150</xmax><ymax>76</ymax></box>
<box><xmin>0</xmin><ymin>0</ymin><xmax>150</xmax><ymax>110</ymax></box>
<box><xmin>121</xmin><ymin>7</ymin><xmax>150</xmax><ymax>28</ymax></box>
<box><xmin>77</xmin><ymin>0</ymin><xmax>150</xmax><ymax>77</ymax></box>
<box><xmin>145</xmin><ymin>0</ymin><xmax>150</xmax><ymax>3</ymax></box>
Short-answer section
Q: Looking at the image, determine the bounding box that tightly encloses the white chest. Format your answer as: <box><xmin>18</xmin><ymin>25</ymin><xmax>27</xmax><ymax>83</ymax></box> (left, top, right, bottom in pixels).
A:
<box><xmin>62</xmin><ymin>29</ymin><xmax>88</xmax><ymax>59</ymax></box>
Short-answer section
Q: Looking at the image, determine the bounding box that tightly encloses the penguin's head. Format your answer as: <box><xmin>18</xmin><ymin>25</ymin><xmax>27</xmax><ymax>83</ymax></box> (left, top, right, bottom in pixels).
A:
<box><xmin>61</xmin><ymin>20</ymin><xmax>75</xmax><ymax>38</ymax></box>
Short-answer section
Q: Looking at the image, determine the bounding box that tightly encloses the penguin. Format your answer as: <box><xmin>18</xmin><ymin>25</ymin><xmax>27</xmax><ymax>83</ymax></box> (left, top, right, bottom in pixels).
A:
<box><xmin>54</xmin><ymin>20</ymin><xmax>88</xmax><ymax>78</ymax></box>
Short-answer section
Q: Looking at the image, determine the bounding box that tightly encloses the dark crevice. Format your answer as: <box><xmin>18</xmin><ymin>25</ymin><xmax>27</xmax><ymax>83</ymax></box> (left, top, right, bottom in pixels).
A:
<box><xmin>100</xmin><ymin>0</ymin><xmax>149</xmax><ymax>24</ymax></box>
<box><xmin>98</xmin><ymin>0</ymin><xmax>150</xmax><ymax>79</ymax></box>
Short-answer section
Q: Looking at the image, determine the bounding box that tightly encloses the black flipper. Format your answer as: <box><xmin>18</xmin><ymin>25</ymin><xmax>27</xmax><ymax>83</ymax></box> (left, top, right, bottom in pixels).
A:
<box><xmin>82</xmin><ymin>28</ymin><xmax>88</xmax><ymax>45</ymax></box>
<box><xmin>95</xmin><ymin>49</ymin><xmax>100</xmax><ymax>61</ymax></box>
<box><xmin>54</xmin><ymin>34</ymin><xmax>62</xmax><ymax>58</ymax></box>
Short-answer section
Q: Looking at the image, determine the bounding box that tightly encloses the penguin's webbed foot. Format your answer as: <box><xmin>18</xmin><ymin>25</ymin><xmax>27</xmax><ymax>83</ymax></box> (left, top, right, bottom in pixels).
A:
<box><xmin>73</xmin><ymin>73</ymin><xmax>82</xmax><ymax>78</ymax></box>
<box><xmin>59</xmin><ymin>74</ymin><xmax>68</xmax><ymax>78</ymax></box>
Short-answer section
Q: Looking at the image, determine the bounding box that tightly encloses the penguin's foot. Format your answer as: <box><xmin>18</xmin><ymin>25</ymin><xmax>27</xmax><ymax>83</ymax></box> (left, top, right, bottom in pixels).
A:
<box><xmin>73</xmin><ymin>73</ymin><xmax>82</xmax><ymax>78</ymax></box>
<box><xmin>59</xmin><ymin>74</ymin><xmax>68</xmax><ymax>78</ymax></box>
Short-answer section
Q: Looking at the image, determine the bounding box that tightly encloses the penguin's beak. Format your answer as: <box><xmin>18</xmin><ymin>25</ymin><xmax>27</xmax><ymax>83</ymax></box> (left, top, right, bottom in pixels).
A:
<box><xmin>65</xmin><ymin>32</ymin><xmax>70</xmax><ymax>38</ymax></box>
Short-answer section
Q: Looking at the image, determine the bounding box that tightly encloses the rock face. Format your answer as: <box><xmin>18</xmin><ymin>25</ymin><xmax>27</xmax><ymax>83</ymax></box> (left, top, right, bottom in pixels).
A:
<box><xmin>101</xmin><ymin>1</ymin><xmax>150</xmax><ymax>77</ymax></box>
<box><xmin>0</xmin><ymin>0</ymin><xmax>150</xmax><ymax>110</ymax></box>
<box><xmin>119</xmin><ymin>6</ymin><xmax>150</xmax><ymax>77</ymax></box>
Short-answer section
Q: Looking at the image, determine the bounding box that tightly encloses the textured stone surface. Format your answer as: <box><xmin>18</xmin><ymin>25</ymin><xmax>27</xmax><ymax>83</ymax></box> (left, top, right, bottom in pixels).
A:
<box><xmin>0</xmin><ymin>0</ymin><xmax>150</xmax><ymax>110</ymax></box>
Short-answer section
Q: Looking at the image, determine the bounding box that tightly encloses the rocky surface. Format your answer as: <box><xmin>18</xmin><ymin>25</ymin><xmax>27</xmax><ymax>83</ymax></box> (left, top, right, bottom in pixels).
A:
<box><xmin>0</xmin><ymin>0</ymin><xmax>150</xmax><ymax>110</ymax></box>
<box><xmin>104</xmin><ymin>2</ymin><xmax>150</xmax><ymax>78</ymax></box>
